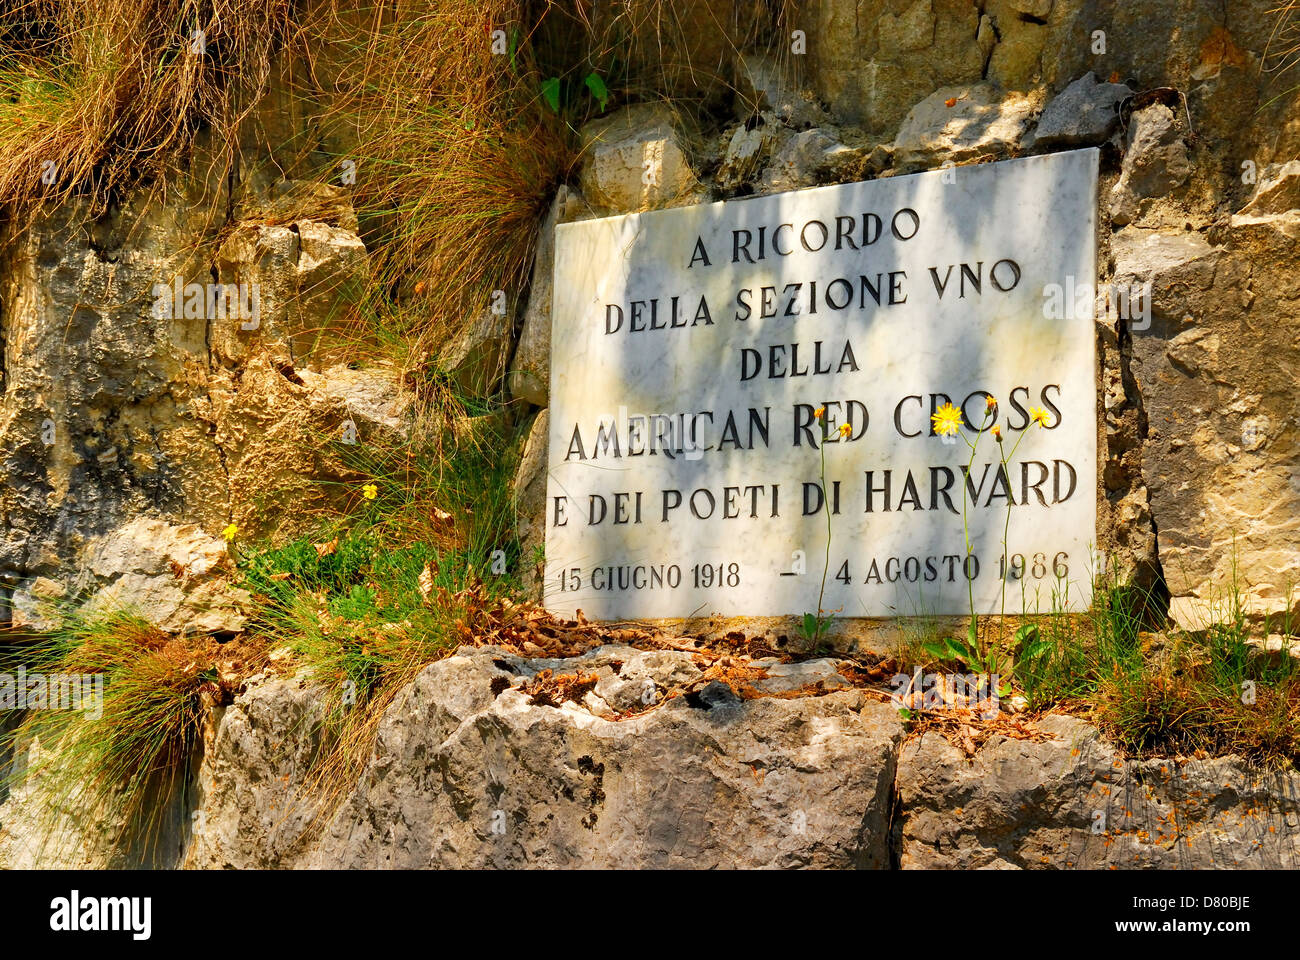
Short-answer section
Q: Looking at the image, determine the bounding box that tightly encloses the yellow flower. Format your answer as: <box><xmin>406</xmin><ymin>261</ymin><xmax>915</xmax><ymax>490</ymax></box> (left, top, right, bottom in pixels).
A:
<box><xmin>985</xmin><ymin>395</ymin><xmax>998</xmax><ymax>410</ymax></box>
<box><xmin>362</xmin><ymin>483</ymin><xmax>378</xmax><ymax>500</ymax></box>
<box><xmin>814</xmin><ymin>406</ymin><xmax>826</xmax><ymax>421</ymax></box>
<box><xmin>221</xmin><ymin>523</ymin><xmax>238</xmax><ymax>542</ymax></box>
<box><xmin>991</xmin><ymin>424</ymin><xmax>1003</xmax><ymax>442</ymax></box>
<box><xmin>838</xmin><ymin>422</ymin><xmax>852</xmax><ymax>437</ymax></box>
<box><xmin>930</xmin><ymin>402</ymin><xmax>963</xmax><ymax>437</ymax></box>
<box><xmin>1029</xmin><ymin>406</ymin><xmax>1052</xmax><ymax>427</ymax></box>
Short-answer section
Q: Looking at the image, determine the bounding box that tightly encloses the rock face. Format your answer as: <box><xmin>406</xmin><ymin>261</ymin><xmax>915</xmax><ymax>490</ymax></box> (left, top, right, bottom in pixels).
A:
<box><xmin>1028</xmin><ymin>72</ymin><xmax>1130</xmax><ymax>150</ymax></box>
<box><xmin>1109</xmin><ymin>103</ymin><xmax>1192</xmax><ymax>225</ymax></box>
<box><xmin>897</xmin><ymin>714</ymin><xmax>1300</xmax><ymax>868</ymax></box>
<box><xmin>759</xmin><ymin>127</ymin><xmax>858</xmax><ymax>192</ymax></box>
<box><xmin>186</xmin><ymin>646</ymin><xmax>905</xmax><ymax>869</ymax></box>
<box><xmin>512</xmin><ymin>409</ymin><xmax>549</xmax><ymax>598</ymax></box>
<box><xmin>5</xmin><ymin>645</ymin><xmax>1294</xmax><ymax>870</ymax></box>
<box><xmin>506</xmin><ymin>187</ymin><xmax>593</xmax><ymax>408</ymax></box>
<box><xmin>63</xmin><ymin>518</ymin><xmax>249</xmax><ymax>635</ymax></box>
<box><xmin>579</xmin><ymin>104</ymin><xmax>704</xmax><ymax>214</ymax></box>
<box><xmin>1109</xmin><ymin>161</ymin><xmax>1300</xmax><ymax>628</ymax></box>
<box><xmin>0</xmin><ymin>165</ymin><xmax>407</xmax><ymax>629</ymax></box>
<box><xmin>892</xmin><ymin>83</ymin><xmax>1043</xmax><ymax>169</ymax></box>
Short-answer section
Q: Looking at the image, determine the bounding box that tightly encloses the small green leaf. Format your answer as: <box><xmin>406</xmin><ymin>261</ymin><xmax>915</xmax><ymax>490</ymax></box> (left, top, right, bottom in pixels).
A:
<box><xmin>921</xmin><ymin>639</ymin><xmax>951</xmax><ymax>660</ymax></box>
<box><xmin>1014</xmin><ymin>623</ymin><xmax>1040</xmax><ymax>645</ymax></box>
<box><xmin>898</xmin><ymin>708</ymin><xmax>913</xmax><ymax>721</ymax></box>
<box><xmin>540</xmin><ymin>77</ymin><xmax>561</xmax><ymax>113</ymax></box>
<box><xmin>800</xmin><ymin>612</ymin><xmax>820</xmax><ymax>640</ymax></box>
<box><xmin>583</xmin><ymin>71</ymin><xmax>610</xmax><ymax>111</ymax></box>
<box><xmin>1023</xmin><ymin>639</ymin><xmax>1054</xmax><ymax>661</ymax></box>
<box><xmin>946</xmin><ymin>637</ymin><xmax>972</xmax><ymax>662</ymax></box>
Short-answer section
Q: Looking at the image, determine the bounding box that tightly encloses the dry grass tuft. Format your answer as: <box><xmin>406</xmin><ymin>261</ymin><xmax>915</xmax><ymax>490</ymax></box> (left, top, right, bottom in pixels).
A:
<box><xmin>3</xmin><ymin>613</ymin><xmax>267</xmax><ymax>862</ymax></box>
<box><xmin>0</xmin><ymin>0</ymin><xmax>294</xmax><ymax>224</ymax></box>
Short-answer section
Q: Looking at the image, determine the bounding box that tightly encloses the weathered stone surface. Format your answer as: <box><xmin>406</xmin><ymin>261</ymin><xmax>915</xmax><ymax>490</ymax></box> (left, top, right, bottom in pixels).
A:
<box><xmin>0</xmin><ymin>724</ymin><xmax>193</xmax><ymax>869</ymax></box>
<box><xmin>759</xmin><ymin>126</ymin><xmax>859</xmax><ymax>192</ymax></box>
<box><xmin>208</xmin><ymin>357</ymin><xmax>409</xmax><ymax>543</ymax></box>
<box><xmin>9</xmin><ymin>648</ymin><xmax>1300</xmax><ymax>871</ymax></box>
<box><xmin>49</xmin><ymin>518</ymin><xmax>249</xmax><ymax>634</ymax></box>
<box><xmin>1109</xmin><ymin>103</ymin><xmax>1192</xmax><ymax>225</ymax></box>
<box><xmin>736</xmin><ymin>53</ymin><xmax>827</xmax><ymax>129</ymax></box>
<box><xmin>808</xmin><ymin>0</ymin><xmax>987</xmax><ymax>134</ymax></box>
<box><xmin>1239</xmin><ymin>160</ymin><xmax>1300</xmax><ymax>219</ymax></box>
<box><xmin>980</xmin><ymin>0</ymin><xmax>1054</xmax><ymax>90</ymax></box>
<box><xmin>897</xmin><ymin>714</ymin><xmax>1300</xmax><ymax>868</ymax></box>
<box><xmin>186</xmin><ymin>646</ymin><xmax>905</xmax><ymax>868</ymax></box>
<box><xmin>1110</xmin><ymin>202</ymin><xmax>1299</xmax><ymax>627</ymax></box>
<box><xmin>512</xmin><ymin>410</ymin><xmax>549</xmax><ymax>599</ymax></box>
<box><xmin>1028</xmin><ymin>72</ymin><xmax>1130</xmax><ymax>150</ymax></box>
<box><xmin>0</xmin><ymin>168</ymin><xmax>391</xmax><ymax>624</ymax></box>
<box><xmin>0</xmin><ymin>186</ymin><xmax>229</xmax><ymax>612</ymax></box>
<box><xmin>578</xmin><ymin>104</ymin><xmax>703</xmax><ymax>214</ymax></box>
<box><xmin>211</xmin><ymin>188</ymin><xmax>368</xmax><ymax>370</ymax></box>
<box><xmin>506</xmin><ymin>187</ymin><xmax>593</xmax><ymax>408</ymax></box>
<box><xmin>440</xmin><ymin>305</ymin><xmax>514</xmax><ymax>400</ymax></box>
<box><xmin>892</xmin><ymin>83</ymin><xmax>1043</xmax><ymax>169</ymax></box>
<box><xmin>716</xmin><ymin>122</ymin><xmax>771</xmax><ymax>192</ymax></box>
<box><xmin>184</xmin><ymin>670</ymin><xmax>326</xmax><ymax>870</ymax></box>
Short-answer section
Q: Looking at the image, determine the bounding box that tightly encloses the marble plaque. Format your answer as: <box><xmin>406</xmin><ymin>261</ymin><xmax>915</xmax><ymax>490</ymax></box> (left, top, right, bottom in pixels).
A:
<box><xmin>545</xmin><ymin>149</ymin><xmax>1099</xmax><ymax>620</ymax></box>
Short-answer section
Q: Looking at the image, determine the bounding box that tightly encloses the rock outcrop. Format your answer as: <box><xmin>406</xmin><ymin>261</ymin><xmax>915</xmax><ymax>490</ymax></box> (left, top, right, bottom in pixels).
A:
<box><xmin>0</xmin><ymin>167</ymin><xmax>407</xmax><ymax>631</ymax></box>
<box><xmin>897</xmin><ymin>714</ymin><xmax>1300</xmax><ymax>869</ymax></box>
<box><xmin>4</xmin><ymin>646</ymin><xmax>1294</xmax><ymax>870</ymax></box>
<box><xmin>185</xmin><ymin>646</ymin><xmax>904</xmax><ymax>869</ymax></box>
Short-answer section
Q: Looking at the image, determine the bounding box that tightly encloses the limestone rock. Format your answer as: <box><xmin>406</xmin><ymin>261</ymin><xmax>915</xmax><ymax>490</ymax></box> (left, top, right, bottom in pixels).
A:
<box><xmin>0</xmin><ymin>725</ymin><xmax>192</xmax><ymax>869</ymax></box>
<box><xmin>187</xmin><ymin>645</ymin><xmax>904</xmax><ymax>868</ymax></box>
<box><xmin>0</xmin><ymin>165</ymin><xmax>380</xmax><ymax>625</ymax></box>
<box><xmin>512</xmin><ymin>410</ymin><xmax>549</xmax><ymax>598</ymax></box>
<box><xmin>980</xmin><ymin>0</ymin><xmax>1055</xmax><ymax>90</ymax></box>
<box><xmin>209</xmin><ymin>356</ymin><xmax>410</xmax><ymax>542</ymax></box>
<box><xmin>1238</xmin><ymin>160</ymin><xmax>1300</xmax><ymax>219</ymax></box>
<box><xmin>892</xmin><ymin>83</ymin><xmax>1043</xmax><ymax>169</ymax></box>
<box><xmin>506</xmin><ymin>187</ymin><xmax>593</xmax><ymax>407</ymax></box>
<box><xmin>1028</xmin><ymin>72</ymin><xmax>1130</xmax><ymax>149</ymax></box>
<box><xmin>736</xmin><ymin>53</ymin><xmax>826</xmax><ymax>128</ymax></box>
<box><xmin>1113</xmin><ymin>221</ymin><xmax>1300</xmax><ymax>627</ymax></box>
<box><xmin>211</xmin><ymin>203</ymin><xmax>368</xmax><ymax>370</ymax></box>
<box><xmin>440</xmin><ymin>304</ymin><xmax>514</xmax><ymax>400</ymax></box>
<box><xmin>808</xmin><ymin>0</ymin><xmax>987</xmax><ymax>133</ymax></box>
<box><xmin>897</xmin><ymin>714</ymin><xmax>1300</xmax><ymax>868</ymax></box>
<box><xmin>759</xmin><ymin>127</ymin><xmax>858</xmax><ymax>193</ymax></box>
<box><xmin>715</xmin><ymin>122</ymin><xmax>771</xmax><ymax>192</ymax></box>
<box><xmin>579</xmin><ymin>104</ymin><xmax>703</xmax><ymax>214</ymax></box>
<box><xmin>71</xmin><ymin>518</ymin><xmax>250</xmax><ymax>634</ymax></box>
<box><xmin>1108</xmin><ymin>103</ymin><xmax>1192</xmax><ymax>225</ymax></box>
<box><xmin>0</xmin><ymin>188</ymin><xmax>232</xmax><ymax>603</ymax></box>
<box><xmin>184</xmin><ymin>671</ymin><xmax>326</xmax><ymax>869</ymax></box>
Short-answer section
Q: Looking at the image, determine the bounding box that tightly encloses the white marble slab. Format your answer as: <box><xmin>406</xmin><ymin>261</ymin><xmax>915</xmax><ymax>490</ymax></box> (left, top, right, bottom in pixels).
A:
<box><xmin>545</xmin><ymin>149</ymin><xmax>1099</xmax><ymax>620</ymax></box>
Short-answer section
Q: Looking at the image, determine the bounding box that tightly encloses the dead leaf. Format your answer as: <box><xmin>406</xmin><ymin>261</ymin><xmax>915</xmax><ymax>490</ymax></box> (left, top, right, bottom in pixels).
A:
<box><xmin>418</xmin><ymin>563</ymin><xmax>435</xmax><ymax>603</ymax></box>
<box><xmin>313</xmin><ymin>537</ymin><xmax>339</xmax><ymax>558</ymax></box>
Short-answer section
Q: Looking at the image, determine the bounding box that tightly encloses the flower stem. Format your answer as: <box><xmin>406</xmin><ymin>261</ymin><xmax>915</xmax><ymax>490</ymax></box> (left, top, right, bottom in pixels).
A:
<box><xmin>815</xmin><ymin>433</ymin><xmax>831</xmax><ymax>648</ymax></box>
